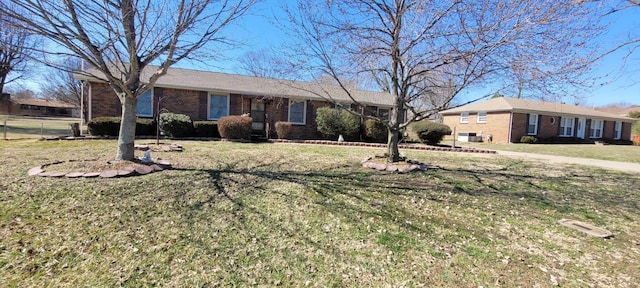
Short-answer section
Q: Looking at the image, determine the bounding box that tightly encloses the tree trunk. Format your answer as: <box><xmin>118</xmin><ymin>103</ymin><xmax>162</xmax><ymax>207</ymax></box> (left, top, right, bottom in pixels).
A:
<box><xmin>386</xmin><ymin>96</ymin><xmax>403</xmax><ymax>162</ymax></box>
<box><xmin>387</xmin><ymin>126</ymin><xmax>401</xmax><ymax>162</ymax></box>
<box><xmin>116</xmin><ymin>95</ymin><xmax>137</xmax><ymax>161</ymax></box>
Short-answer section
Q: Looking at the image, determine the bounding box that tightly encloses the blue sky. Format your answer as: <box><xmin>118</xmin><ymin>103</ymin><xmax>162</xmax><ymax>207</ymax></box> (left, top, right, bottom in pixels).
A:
<box><xmin>17</xmin><ymin>1</ymin><xmax>639</xmax><ymax>107</ymax></box>
<box><xmin>197</xmin><ymin>1</ymin><xmax>640</xmax><ymax>107</ymax></box>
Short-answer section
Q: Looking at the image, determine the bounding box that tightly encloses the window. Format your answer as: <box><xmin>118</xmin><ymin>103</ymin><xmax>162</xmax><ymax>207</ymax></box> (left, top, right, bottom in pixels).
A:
<box><xmin>208</xmin><ymin>94</ymin><xmax>229</xmax><ymax>120</ymax></box>
<box><xmin>527</xmin><ymin>114</ymin><xmax>539</xmax><ymax>135</ymax></box>
<box><xmin>559</xmin><ymin>117</ymin><xmax>575</xmax><ymax>137</ymax></box>
<box><xmin>477</xmin><ymin>112</ymin><xmax>487</xmax><ymax>123</ymax></box>
<box><xmin>289</xmin><ymin>100</ymin><xmax>306</xmax><ymax>124</ymax></box>
<box><xmin>589</xmin><ymin>119</ymin><xmax>603</xmax><ymax>139</ymax></box>
<box><xmin>614</xmin><ymin>121</ymin><xmax>622</xmax><ymax>140</ymax></box>
<box><xmin>136</xmin><ymin>89</ymin><xmax>153</xmax><ymax>117</ymax></box>
<box><xmin>378</xmin><ymin>108</ymin><xmax>390</xmax><ymax>120</ymax></box>
<box><xmin>460</xmin><ymin>112</ymin><xmax>469</xmax><ymax>123</ymax></box>
<box><xmin>336</xmin><ymin>103</ymin><xmax>351</xmax><ymax>111</ymax></box>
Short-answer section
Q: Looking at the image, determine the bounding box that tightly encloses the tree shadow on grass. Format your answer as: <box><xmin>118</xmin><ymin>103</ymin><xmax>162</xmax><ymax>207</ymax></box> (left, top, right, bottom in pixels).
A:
<box><xmin>172</xmin><ymin>156</ymin><xmax>640</xmax><ymax>237</ymax></box>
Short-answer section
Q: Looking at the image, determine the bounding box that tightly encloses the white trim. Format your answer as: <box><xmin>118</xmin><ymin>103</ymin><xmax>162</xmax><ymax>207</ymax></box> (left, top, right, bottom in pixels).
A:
<box><xmin>527</xmin><ymin>114</ymin><xmax>539</xmax><ymax>135</ymax></box>
<box><xmin>88</xmin><ymin>82</ymin><xmax>92</xmax><ymax>120</ymax></box>
<box><xmin>460</xmin><ymin>112</ymin><xmax>469</xmax><ymax>123</ymax></box>
<box><xmin>577</xmin><ymin>117</ymin><xmax>586</xmax><ymax>139</ymax></box>
<box><xmin>207</xmin><ymin>93</ymin><xmax>230</xmax><ymax>120</ymax></box>
<box><xmin>508</xmin><ymin>112</ymin><xmax>513</xmax><ymax>143</ymax></box>
<box><xmin>559</xmin><ymin>117</ymin><xmax>575</xmax><ymax>137</ymax></box>
<box><xmin>614</xmin><ymin>121</ymin><xmax>622</xmax><ymax>140</ymax></box>
<box><xmin>477</xmin><ymin>112</ymin><xmax>487</xmax><ymax>123</ymax></box>
<box><xmin>288</xmin><ymin>99</ymin><xmax>307</xmax><ymax>125</ymax></box>
<box><xmin>589</xmin><ymin>119</ymin><xmax>603</xmax><ymax>139</ymax></box>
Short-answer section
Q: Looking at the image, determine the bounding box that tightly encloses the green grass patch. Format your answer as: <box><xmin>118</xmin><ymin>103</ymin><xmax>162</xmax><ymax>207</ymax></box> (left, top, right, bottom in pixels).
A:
<box><xmin>0</xmin><ymin>115</ymin><xmax>85</xmax><ymax>139</ymax></box>
<box><xmin>461</xmin><ymin>142</ymin><xmax>640</xmax><ymax>164</ymax></box>
<box><xmin>0</xmin><ymin>140</ymin><xmax>638</xmax><ymax>286</ymax></box>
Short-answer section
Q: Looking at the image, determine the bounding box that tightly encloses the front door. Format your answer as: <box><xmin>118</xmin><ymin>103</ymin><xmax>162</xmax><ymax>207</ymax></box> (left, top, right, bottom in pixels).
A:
<box><xmin>251</xmin><ymin>100</ymin><xmax>266</xmax><ymax>135</ymax></box>
<box><xmin>577</xmin><ymin>117</ymin><xmax>586</xmax><ymax>139</ymax></box>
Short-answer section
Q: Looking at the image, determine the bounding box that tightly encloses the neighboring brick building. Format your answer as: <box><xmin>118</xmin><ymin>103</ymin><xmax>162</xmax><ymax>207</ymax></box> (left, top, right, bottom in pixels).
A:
<box><xmin>440</xmin><ymin>97</ymin><xmax>636</xmax><ymax>144</ymax></box>
<box><xmin>74</xmin><ymin>66</ymin><xmax>396</xmax><ymax>140</ymax></box>
<box><xmin>0</xmin><ymin>93</ymin><xmax>79</xmax><ymax>117</ymax></box>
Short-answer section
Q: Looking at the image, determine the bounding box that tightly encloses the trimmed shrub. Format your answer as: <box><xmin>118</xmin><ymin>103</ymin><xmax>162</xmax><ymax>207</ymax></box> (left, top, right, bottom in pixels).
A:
<box><xmin>87</xmin><ymin>117</ymin><xmax>157</xmax><ymax>136</ymax></box>
<box><xmin>520</xmin><ymin>135</ymin><xmax>539</xmax><ymax>144</ymax></box>
<box><xmin>158</xmin><ymin>113</ymin><xmax>194</xmax><ymax>138</ymax></box>
<box><xmin>315</xmin><ymin>107</ymin><xmax>361</xmax><ymax>140</ymax></box>
<box><xmin>275</xmin><ymin>121</ymin><xmax>292</xmax><ymax>139</ymax></box>
<box><xmin>194</xmin><ymin>121</ymin><xmax>219</xmax><ymax>138</ymax></box>
<box><xmin>135</xmin><ymin>118</ymin><xmax>156</xmax><ymax>136</ymax></box>
<box><xmin>363</xmin><ymin>119</ymin><xmax>387</xmax><ymax>143</ymax></box>
<box><xmin>340</xmin><ymin>110</ymin><xmax>361</xmax><ymax>140</ymax></box>
<box><xmin>411</xmin><ymin>121</ymin><xmax>452</xmax><ymax>145</ymax></box>
<box><xmin>218</xmin><ymin>116</ymin><xmax>252</xmax><ymax>140</ymax></box>
<box><xmin>87</xmin><ymin>117</ymin><xmax>121</xmax><ymax>136</ymax></box>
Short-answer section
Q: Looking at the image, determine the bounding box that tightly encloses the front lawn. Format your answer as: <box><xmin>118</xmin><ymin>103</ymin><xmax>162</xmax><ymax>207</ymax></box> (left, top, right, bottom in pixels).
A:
<box><xmin>459</xmin><ymin>141</ymin><xmax>640</xmax><ymax>164</ymax></box>
<box><xmin>0</xmin><ymin>140</ymin><xmax>638</xmax><ymax>287</ymax></box>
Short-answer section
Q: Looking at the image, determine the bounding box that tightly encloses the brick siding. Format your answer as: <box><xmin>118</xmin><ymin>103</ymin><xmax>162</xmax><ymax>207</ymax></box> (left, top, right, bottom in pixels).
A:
<box><xmin>442</xmin><ymin>111</ymin><xmax>512</xmax><ymax>143</ymax></box>
<box><xmin>87</xmin><ymin>82</ymin><xmax>390</xmax><ymax>140</ymax></box>
<box><xmin>443</xmin><ymin>110</ymin><xmax>635</xmax><ymax>144</ymax></box>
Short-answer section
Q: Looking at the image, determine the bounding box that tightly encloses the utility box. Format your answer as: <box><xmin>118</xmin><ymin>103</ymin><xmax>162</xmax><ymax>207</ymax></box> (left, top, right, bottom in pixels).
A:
<box><xmin>458</xmin><ymin>132</ymin><xmax>481</xmax><ymax>142</ymax></box>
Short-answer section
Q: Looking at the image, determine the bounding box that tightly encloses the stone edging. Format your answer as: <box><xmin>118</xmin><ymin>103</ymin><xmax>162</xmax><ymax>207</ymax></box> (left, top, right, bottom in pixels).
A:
<box><xmin>269</xmin><ymin>139</ymin><xmax>497</xmax><ymax>154</ymax></box>
<box><xmin>27</xmin><ymin>160</ymin><xmax>172</xmax><ymax>178</ymax></box>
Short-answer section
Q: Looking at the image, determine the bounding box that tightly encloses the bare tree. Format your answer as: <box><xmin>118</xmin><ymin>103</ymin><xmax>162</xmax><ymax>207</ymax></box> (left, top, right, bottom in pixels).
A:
<box><xmin>0</xmin><ymin>5</ymin><xmax>38</xmax><ymax>94</ymax></box>
<box><xmin>1</xmin><ymin>0</ymin><xmax>256</xmax><ymax>160</ymax></box>
<box><xmin>40</xmin><ymin>58</ymin><xmax>83</xmax><ymax>107</ymax></box>
<box><xmin>282</xmin><ymin>0</ymin><xmax>603</xmax><ymax>162</ymax></box>
<box><xmin>237</xmin><ymin>48</ymin><xmax>295</xmax><ymax>79</ymax></box>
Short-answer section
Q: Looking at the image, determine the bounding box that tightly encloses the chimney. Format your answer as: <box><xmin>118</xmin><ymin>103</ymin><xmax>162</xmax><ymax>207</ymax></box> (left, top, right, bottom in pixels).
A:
<box><xmin>0</xmin><ymin>93</ymin><xmax>10</xmax><ymax>101</ymax></box>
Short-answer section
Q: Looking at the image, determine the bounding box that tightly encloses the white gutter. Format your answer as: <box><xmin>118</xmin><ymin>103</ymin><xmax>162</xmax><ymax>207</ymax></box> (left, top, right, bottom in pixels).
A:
<box><xmin>88</xmin><ymin>82</ymin><xmax>92</xmax><ymax>120</ymax></box>
<box><xmin>508</xmin><ymin>111</ymin><xmax>513</xmax><ymax>143</ymax></box>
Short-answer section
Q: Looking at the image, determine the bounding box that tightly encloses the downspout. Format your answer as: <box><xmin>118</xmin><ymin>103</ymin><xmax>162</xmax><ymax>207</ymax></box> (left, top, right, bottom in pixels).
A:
<box><xmin>507</xmin><ymin>112</ymin><xmax>513</xmax><ymax>143</ymax></box>
<box><xmin>88</xmin><ymin>82</ymin><xmax>92</xmax><ymax>120</ymax></box>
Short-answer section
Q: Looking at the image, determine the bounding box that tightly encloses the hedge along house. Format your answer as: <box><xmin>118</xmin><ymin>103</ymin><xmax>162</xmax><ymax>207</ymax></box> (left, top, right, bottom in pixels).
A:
<box><xmin>74</xmin><ymin>65</ymin><xmax>396</xmax><ymax>139</ymax></box>
<box><xmin>440</xmin><ymin>97</ymin><xmax>636</xmax><ymax>144</ymax></box>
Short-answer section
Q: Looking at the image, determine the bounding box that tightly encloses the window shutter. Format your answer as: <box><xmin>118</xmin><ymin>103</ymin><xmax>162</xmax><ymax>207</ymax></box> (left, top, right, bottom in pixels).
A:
<box><xmin>602</xmin><ymin>120</ymin><xmax>606</xmax><ymax>137</ymax></box>
<box><xmin>537</xmin><ymin>114</ymin><xmax>541</xmax><ymax>135</ymax></box>
<box><xmin>525</xmin><ymin>114</ymin><xmax>530</xmax><ymax>133</ymax></box>
<box><xmin>557</xmin><ymin>116</ymin><xmax>562</xmax><ymax>136</ymax></box>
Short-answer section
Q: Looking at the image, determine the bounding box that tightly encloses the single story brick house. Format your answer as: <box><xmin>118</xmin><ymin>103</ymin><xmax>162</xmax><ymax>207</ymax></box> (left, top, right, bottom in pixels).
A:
<box><xmin>440</xmin><ymin>97</ymin><xmax>636</xmax><ymax>144</ymax></box>
<box><xmin>0</xmin><ymin>93</ymin><xmax>79</xmax><ymax>117</ymax></box>
<box><xmin>74</xmin><ymin>66</ymin><xmax>396</xmax><ymax>139</ymax></box>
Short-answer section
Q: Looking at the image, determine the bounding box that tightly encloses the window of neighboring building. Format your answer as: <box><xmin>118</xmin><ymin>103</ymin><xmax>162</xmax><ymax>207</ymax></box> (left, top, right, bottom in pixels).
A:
<box><xmin>477</xmin><ymin>112</ymin><xmax>487</xmax><ymax>123</ymax></box>
<box><xmin>460</xmin><ymin>112</ymin><xmax>469</xmax><ymax>123</ymax></box>
<box><xmin>208</xmin><ymin>94</ymin><xmax>229</xmax><ymax>120</ymax></box>
<box><xmin>614</xmin><ymin>121</ymin><xmax>622</xmax><ymax>140</ymax></box>
<box><xmin>590</xmin><ymin>119</ymin><xmax>603</xmax><ymax>138</ymax></box>
<box><xmin>527</xmin><ymin>114</ymin><xmax>539</xmax><ymax>135</ymax></box>
<box><xmin>559</xmin><ymin>117</ymin><xmax>575</xmax><ymax>137</ymax></box>
<box><xmin>136</xmin><ymin>89</ymin><xmax>153</xmax><ymax>117</ymax></box>
<box><xmin>289</xmin><ymin>100</ymin><xmax>306</xmax><ymax>125</ymax></box>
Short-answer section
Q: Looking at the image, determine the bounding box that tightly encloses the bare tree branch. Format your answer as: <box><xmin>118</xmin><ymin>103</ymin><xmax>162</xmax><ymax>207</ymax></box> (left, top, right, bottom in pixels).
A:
<box><xmin>281</xmin><ymin>0</ymin><xmax>604</xmax><ymax>162</ymax></box>
<box><xmin>1</xmin><ymin>0</ymin><xmax>257</xmax><ymax>160</ymax></box>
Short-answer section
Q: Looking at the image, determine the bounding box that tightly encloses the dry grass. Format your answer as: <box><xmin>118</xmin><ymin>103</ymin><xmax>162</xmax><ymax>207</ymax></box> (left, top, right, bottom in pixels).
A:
<box><xmin>1</xmin><ymin>139</ymin><xmax>639</xmax><ymax>287</ymax></box>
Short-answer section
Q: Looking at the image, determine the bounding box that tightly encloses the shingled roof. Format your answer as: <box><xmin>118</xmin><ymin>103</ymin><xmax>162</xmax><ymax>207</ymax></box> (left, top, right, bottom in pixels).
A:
<box><xmin>74</xmin><ymin>65</ymin><xmax>394</xmax><ymax>107</ymax></box>
<box><xmin>11</xmin><ymin>98</ymin><xmax>78</xmax><ymax>109</ymax></box>
<box><xmin>441</xmin><ymin>97</ymin><xmax>636</xmax><ymax>122</ymax></box>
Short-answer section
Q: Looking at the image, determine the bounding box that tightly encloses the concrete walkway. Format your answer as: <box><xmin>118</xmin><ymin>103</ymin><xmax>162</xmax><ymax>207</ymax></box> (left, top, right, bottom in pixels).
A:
<box><xmin>492</xmin><ymin>150</ymin><xmax>640</xmax><ymax>174</ymax></box>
